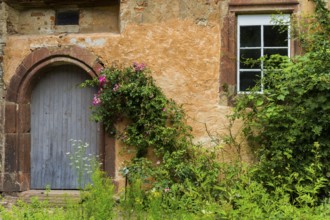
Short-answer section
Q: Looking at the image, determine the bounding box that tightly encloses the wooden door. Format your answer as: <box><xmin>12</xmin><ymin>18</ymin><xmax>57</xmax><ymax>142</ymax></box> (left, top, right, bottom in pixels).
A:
<box><xmin>31</xmin><ymin>65</ymin><xmax>100</xmax><ymax>189</ymax></box>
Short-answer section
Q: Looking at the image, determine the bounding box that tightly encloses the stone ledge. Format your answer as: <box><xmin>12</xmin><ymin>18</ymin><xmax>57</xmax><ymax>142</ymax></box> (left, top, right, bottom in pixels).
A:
<box><xmin>1</xmin><ymin>190</ymin><xmax>81</xmax><ymax>208</ymax></box>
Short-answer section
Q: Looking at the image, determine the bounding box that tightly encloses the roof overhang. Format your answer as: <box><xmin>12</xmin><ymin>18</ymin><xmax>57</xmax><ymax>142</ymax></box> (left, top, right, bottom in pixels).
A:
<box><xmin>1</xmin><ymin>0</ymin><xmax>119</xmax><ymax>10</ymax></box>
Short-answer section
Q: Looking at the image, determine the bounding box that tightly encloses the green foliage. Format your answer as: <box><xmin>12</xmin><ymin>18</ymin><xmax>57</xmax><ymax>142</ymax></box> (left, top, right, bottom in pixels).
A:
<box><xmin>2</xmin><ymin>163</ymin><xmax>330</xmax><ymax>219</ymax></box>
<box><xmin>82</xmin><ymin>62</ymin><xmax>221</xmax><ymax>200</ymax></box>
<box><xmin>80</xmin><ymin>169</ymin><xmax>115</xmax><ymax>220</ymax></box>
<box><xmin>0</xmin><ymin>168</ymin><xmax>114</xmax><ymax>220</ymax></box>
<box><xmin>116</xmin><ymin>162</ymin><xmax>330</xmax><ymax>219</ymax></box>
<box><xmin>0</xmin><ymin>196</ymin><xmax>81</xmax><ymax>220</ymax></box>
<box><xmin>297</xmin><ymin>0</ymin><xmax>330</xmax><ymax>52</ymax></box>
<box><xmin>216</xmin><ymin>164</ymin><xmax>330</xmax><ymax>219</ymax></box>
<box><xmin>81</xmin><ymin>64</ymin><xmax>192</xmax><ymax>157</ymax></box>
<box><xmin>0</xmin><ymin>140</ymin><xmax>116</xmax><ymax>220</ymax></box>
<box><xmin>231</xmin><ymin>0</ymin><xmax>330</xmax><ymax>203</ymax></box>
<box><xmin>68</xmin><ymin>140</ymin><xmax>116</xmax><ymax>219</ymax></box>
<box><xmin>119</xmin><ymin>178</ymin><xmax>146</xmax><ymax>219</ymax></box>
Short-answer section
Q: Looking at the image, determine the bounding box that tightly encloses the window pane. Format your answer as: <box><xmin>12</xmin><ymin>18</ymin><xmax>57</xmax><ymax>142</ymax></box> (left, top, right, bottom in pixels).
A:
<box><xmin>264</xmin><ymin>25</ymin><xmax>288</xmax><ymax>47</ymax></box>
<box><xmin>240</xmin><ymin>49</ymin><xmax>261</xmax><ymax>69</ymax></box>
<box><xmin>264</xmin><ymin>48</ymin><xmax>288</xmax><ymax>57</ymax></box>
<box><xmin>239</xmin><ymin>71</ymin><xmax>261</xmax><ymax>92</ymax></box>
<box><xmin>240</xmin><ymin>26</ymin><xmax>261</xmax><ymax>47</ymax></box>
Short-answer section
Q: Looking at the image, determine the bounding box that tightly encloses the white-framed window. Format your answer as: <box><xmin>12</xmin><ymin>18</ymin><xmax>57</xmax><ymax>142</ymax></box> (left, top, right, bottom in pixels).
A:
<box><xmin>237</xmin><ymin>14</ymin><xmax>290</xmax><ymax>93</ymax></box>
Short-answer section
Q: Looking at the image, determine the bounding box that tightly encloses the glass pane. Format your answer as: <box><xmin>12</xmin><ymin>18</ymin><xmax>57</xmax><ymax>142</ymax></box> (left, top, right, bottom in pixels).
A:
<box><xmin>264</xmin><ymin>48</ymin><xmax>288</xmax><ymax>57</ymax></box>
<box><xmin>239</xmin><ymin>71</ymin><xmax>261</xmax><ymax>92</ymax></box>
<box><xmin>240</xmin><ymin>26</ymin><xmax>261</xmax><ymax>47</ymax></box>
<box><xmin>240</xmin><ymin>49</ymin><xmax>261</xmax><ymax>69</ymax></box>
<box><xmin>264</xmin><ymin>25</ymin><xmax>288</xmax><ymax>47</ymax></box>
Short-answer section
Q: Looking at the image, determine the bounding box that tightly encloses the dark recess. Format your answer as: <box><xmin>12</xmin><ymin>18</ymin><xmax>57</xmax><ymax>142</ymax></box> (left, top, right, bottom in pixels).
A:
<box><xmin>56</xmin><ymin>10</ymin><xmax>79</xmax><ymax>25</ymax></box>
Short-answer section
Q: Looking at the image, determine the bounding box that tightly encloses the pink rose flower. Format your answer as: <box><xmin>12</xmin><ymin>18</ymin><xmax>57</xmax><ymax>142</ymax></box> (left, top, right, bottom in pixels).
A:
<box><xmin>113</xmin><ymin>83</ymin><xmax>120</xmax><ymax>92</ymax></box>
<box><xmin>98</xmin><ymin>75</ymin><xmax>107</xmax><ymax>87</ymax></box>
<box><xmin>133</xmin><ymin>62</ymin><xmax>146</xmax><ymax>72</ymax></box>
<box><xmin>97</xmin><ymin>67</ymin><xmax>104</xmax><ymax>72</ymax></box>
<box><xmin>93</xmin><ymin>94</ymin><xmax>101</xmax><ymax>105</ymax></box>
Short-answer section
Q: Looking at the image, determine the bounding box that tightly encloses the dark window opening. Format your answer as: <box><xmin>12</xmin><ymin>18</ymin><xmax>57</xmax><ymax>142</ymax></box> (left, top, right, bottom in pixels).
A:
<box><xmin>56</xmin><ymin>10</ymin><xmax>79</xmax><ymax>25</ymax></box>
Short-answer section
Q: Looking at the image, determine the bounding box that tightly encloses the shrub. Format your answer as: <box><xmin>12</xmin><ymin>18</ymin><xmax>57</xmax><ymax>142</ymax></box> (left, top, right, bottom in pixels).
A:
<box><xmin>80</xmin><ymin>169</ymin><xmax>115</xmax><ymax>220</ymax></box>
<box><xmin>82</xmin><ymin>62</ymin><xmax>221</xmax><ymax>208</ymax></box>
<box><xmin>230</xmin><ymin>0</ymin><xmax>330</xmax><ymax>203</ymax></box>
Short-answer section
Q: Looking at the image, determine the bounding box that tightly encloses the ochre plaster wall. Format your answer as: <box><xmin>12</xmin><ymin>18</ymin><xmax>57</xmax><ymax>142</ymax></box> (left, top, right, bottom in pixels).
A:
<box><xmin>1</xmin><ymin>0</ymin><xmax>319</xmax><ymax>190</ymax></box>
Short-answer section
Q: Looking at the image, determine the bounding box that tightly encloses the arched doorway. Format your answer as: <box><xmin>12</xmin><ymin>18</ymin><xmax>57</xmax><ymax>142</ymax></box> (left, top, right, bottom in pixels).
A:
<box><xmin>31</xmin><ymin>65</ymin><xmax>99</xmax><ymax>189</ymax></box>
<box><xmin>3</xmin><ymin>46</ymin><xmax>115</xmax><ymax>192</ymax></box>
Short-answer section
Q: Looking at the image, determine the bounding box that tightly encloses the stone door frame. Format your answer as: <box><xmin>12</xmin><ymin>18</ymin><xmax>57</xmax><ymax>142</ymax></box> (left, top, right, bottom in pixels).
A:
<box><xmin>2</xmin><ymin>46</ymin><xmax>115</xmax><ymax>192</ymax></box>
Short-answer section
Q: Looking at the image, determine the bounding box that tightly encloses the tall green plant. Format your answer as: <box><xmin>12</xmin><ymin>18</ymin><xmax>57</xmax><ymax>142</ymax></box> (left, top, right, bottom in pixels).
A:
<box><xmin>67</xmin><ymin>139</ymin><xmax>97</xmax><ymax>189</ymax></box>
<box><xmin>80</xmin><ymin>169</ymin><xmax>116</xmax><ymax>220</ymax></box>
<box><xmin>231</xmin><ymin>0</ymin><xmax>330</xmax><ymax>203</ymax></box>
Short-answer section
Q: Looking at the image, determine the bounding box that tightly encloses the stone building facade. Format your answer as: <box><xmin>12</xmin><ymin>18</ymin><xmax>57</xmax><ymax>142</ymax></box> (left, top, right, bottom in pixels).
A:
<box><xmin>0</xmin><ymin>0</ymin><xmax>325</xmax><ymax>192</ymax></box>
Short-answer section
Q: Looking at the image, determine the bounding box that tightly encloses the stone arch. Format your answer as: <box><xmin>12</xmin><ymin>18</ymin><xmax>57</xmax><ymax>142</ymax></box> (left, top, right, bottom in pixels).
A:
<box><xmin>7</xmin><ymin>46</ymin><xmax>103</xmax><ymax>103</ymax></box>
<box><xmin>3</xmin><ymin>46</ymin><xmax>115</xmax><ymax>191</ymax></box>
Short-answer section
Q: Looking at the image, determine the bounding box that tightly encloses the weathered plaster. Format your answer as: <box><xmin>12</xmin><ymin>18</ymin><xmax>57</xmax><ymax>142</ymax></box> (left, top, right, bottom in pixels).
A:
<box><xmin>0</xmin><ymin>0</ymin><xmax>320</xmax><ymax>191</ymax></box>
<box><xmin>119</xmin><ymin>0</ymin><xmax>222</xmax><ymax>31</ymax></box>
<box><xmin>4</xmin><ymin>5</ymin><xmax>119</xmax><ymax>35</ymax></box>
<box><xmin>4</xmin><ymin>17</ymin><xmax>224</xmax><ymax>136</ymax></box>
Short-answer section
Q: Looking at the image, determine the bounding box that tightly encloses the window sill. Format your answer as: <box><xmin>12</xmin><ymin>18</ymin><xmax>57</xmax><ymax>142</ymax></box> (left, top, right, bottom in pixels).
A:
<box><xmin>55</xmin><ymin>25</ymin><xmax>80</xmax><ymax>33</ymax></box>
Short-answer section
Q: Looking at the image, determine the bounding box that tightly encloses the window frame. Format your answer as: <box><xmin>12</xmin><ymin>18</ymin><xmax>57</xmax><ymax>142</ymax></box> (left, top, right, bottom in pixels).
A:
<box><xmin>236</xmin><ymin>14</ymin><xmax>291</xmax><ymax>93</ymax></box>
<box><xmin>219</xmin><ymin>0</ymin><xmax>299</xmax><ymax>105</ymax></box>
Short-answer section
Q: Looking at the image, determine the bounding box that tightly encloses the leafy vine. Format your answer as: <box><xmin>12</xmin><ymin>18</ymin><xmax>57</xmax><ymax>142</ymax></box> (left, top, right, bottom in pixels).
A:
<box><xmin>82</xmin><ymin>63</ymin><xmax>192</xmax><ymax>158</ymax></box>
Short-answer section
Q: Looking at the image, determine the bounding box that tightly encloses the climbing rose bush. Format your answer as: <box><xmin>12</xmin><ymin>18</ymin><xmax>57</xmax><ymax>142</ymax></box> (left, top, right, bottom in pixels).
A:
<box><xmin>82</xmin><ymin>62</ymin><xmax>192</xmax><ymax>157</ymax></box>
<box><xmin>81</xmin><ymin>62</ymin><xmax>220</xmax><ymax>198</ymax></box>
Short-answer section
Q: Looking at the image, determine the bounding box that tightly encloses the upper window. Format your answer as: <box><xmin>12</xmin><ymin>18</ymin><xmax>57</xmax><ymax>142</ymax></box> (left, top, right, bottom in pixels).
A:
<box><xmin>55</xmin><ymin>10</ymin><xmax>80</xmax><ymax>26</ymax></box>
<box><xmin>237</xmin><ymin>14</ymin><xmax>290</xmax><ymax>93</ymax></box>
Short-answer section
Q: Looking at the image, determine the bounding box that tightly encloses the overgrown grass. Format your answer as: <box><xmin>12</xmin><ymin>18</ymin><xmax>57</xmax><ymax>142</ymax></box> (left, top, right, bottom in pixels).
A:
<box><xmin>1</xmin><ymin>162</ymin><xmax>330</xmax><ymax>220</ymax></box>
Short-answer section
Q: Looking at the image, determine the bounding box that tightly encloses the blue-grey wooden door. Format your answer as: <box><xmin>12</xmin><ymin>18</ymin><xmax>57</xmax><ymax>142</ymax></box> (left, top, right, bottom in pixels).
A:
<box><xmin>31</xmin><ymin>65</ymin><xmax>100</xmax><ymax>189</ymax></box>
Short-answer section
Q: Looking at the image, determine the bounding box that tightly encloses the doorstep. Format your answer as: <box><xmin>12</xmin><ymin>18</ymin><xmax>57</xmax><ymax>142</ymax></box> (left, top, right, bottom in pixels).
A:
<box><xmin>1</xmin><ymin>190</ymin><xmax>81</xmax><ymax>208</ymax></box>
